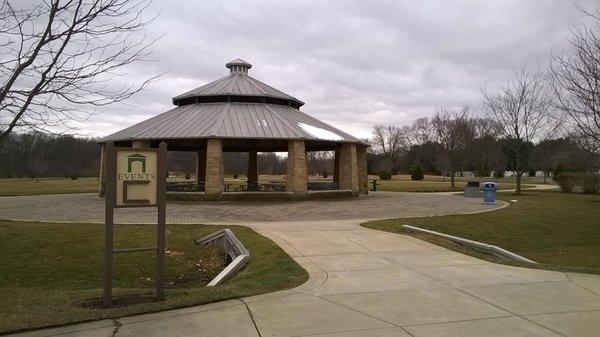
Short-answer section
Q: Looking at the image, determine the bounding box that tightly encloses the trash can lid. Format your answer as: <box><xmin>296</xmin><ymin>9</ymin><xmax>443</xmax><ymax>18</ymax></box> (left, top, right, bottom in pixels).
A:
<box><xmin>483</xmin><ymin>182</ymin><xmax>497</xmax><ymax>187</ymax></box>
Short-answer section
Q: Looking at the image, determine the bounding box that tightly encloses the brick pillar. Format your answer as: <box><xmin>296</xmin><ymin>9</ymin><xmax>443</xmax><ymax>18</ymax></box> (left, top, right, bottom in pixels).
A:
<box><xmin>247</xmin><ymin>150</ymin><xmax>259</xmax><ymax>191</ymax></box>
<box><xmin>286</xmin><ymin>140</ymin><xmax>308</xmax><ymax>197</ymax></box>
<box><xmin>205</xmin><ymin>139</ymin><xmax>224</xmax><ymax>198</ymax></box>
<box><xmin>339</xmin><ymin>143</ymin><xmax>359</xmax><ymax>196</ymax></box>
<box><xmin>333</xmin><ymin>148</ymin><xmax>340</xmax><ymax>185</ymax></box>
<box><xmin>196</xmin><ymin>148</ymin><xmax>206</xmax><ymax>189</ymax></box>
<box><xmin>357</xmin><ymin>145</ymin><xmax>368</xmax><ymax>194</ymax></box>
<box><xmin>98</xmin><ymin>144</ymin><xmax>105</xmax><ymax>197</ymax></box>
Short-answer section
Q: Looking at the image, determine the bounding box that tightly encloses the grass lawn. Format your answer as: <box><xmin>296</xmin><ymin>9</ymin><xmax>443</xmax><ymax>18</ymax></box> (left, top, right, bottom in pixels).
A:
<box><xmin>0</xmin><ymin>176</ymin><xmax>339</xmax><ymax>197</ymax></box>
<box><xmin>0</xmin><ymin>221</ymin><xmax>308</xmax><ymax>334</ymax></box>
<box><xmin>0</xmin><ymin>177</ymin><xmax>99</xmax><ymax>196</ymax></box>
<box><xmin>0</xmin><ymin>175</ymin><xmax>549</xmax><ymax>196</ymax></box>
<box><xmin>375</xmin><ymin>179</ymin><xmax>534</xmax><ymax>193</ymax></box>
<box><xmin>380</xmin><ymin>174</ymin><xmax>553</xmax><ymax>184</ymax></box>
<box><xmin>362</xmin><ymin>191</ymin><xmax>600</xmax><ymax>274</ymax></box>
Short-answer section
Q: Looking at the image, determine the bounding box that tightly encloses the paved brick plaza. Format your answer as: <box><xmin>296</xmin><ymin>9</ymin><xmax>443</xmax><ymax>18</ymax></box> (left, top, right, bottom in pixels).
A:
<box><xmin>0</xmin><ymin>191</ymin><xmax>506</xmax><ymax>224</ymax></box>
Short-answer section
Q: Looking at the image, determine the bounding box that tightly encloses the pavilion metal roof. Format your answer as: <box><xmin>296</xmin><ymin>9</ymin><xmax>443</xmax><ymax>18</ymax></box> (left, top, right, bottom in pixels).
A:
<box><xmin>101</xmin><ymin>102</ymin><xmax>365</xmax><ymax>144</ymax></box>
<box><xmin>102</xmin><ymin>59</ymin><xmax>366</xmax><ymax>146</ymax></box>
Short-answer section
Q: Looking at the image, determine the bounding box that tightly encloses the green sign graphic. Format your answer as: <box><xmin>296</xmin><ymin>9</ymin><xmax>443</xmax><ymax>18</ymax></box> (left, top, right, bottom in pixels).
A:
<box><xmin>127</xmin><ymin>154</ymin><xmax>147</xmax><ymax>173</ymax></box>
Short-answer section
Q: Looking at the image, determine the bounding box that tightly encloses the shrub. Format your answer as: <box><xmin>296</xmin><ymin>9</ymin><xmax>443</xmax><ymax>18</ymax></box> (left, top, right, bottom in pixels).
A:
<box><xmin>580</xmin><ymin>173</ymin><xmax>600</xmax><ymax>194</ymax></box>
<box><xmin>411</xmin><ymin>165</ymin><xmax>424</xmax><ymax>181</ymax></box>
<box><xmin>69</xmin><ymin>173</ymin><xmax>78</xmax><ymax>180</ymax></box>
<box><xmin>233</xmin><ymin>174</ymin><xmax>239</xmax><ymax>179</ymax></box>
<box><xmin>184</xmin><ymin>173</ymin><xmax>191</xmax><ymax>180</ymax></box>
<box><xmin>322</xmin><ymin>170</ymin><xmax>329</xmax><ymax>179</ymax></box>
<box><xmin>554</xmin><ymin>172</ymin><xmax>577</xmax><ymax>193</ymax></box>
<box><xmin>379</xmin><ymin>171</ymin><xmax>391</xmax><ymax>180</ymax></box>
<box><xmin>494</xmin><ymin>171</ymin><xmax>505</xmax><ymax>178</ymax></box>
<box><xmin>528</xmin><ymin>169</ymin><xmax>536</xmax><ymax>177</ymax></box>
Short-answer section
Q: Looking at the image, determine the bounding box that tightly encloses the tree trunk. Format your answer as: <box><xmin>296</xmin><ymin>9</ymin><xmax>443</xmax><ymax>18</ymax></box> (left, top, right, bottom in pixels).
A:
<box><xmin>516</xmin><ymin>172</ymin><xmax>522</xmax><ymax>194</ymax></box>
<box><xmin>450</xmin><ymin>172</ymin><xmax>456</xmax><ymax>188</ymax></box>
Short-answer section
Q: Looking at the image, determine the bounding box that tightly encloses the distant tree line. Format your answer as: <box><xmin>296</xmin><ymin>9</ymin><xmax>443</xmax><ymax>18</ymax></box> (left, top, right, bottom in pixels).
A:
<box><xmin>368</xmin><ymin>115</ymin><xmax>596</xmax><ymax>182</ymax></box>
<box><xmin>0</xmin><ymin>132</ymin><xmax>320</xmax><ymax>178</ymax></box>
<box><xmin>0</xmin><ymin>132</ymin><xmax>100</xmax><ymax>178</ymax></box>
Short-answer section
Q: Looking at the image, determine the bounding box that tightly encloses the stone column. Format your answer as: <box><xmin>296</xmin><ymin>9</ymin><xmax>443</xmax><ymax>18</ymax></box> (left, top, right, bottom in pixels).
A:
<box><xmin>357</xmin><ymin>145</ymin><xmax>368</xmax><ymax>194</ymax></box>
<box><xmin>333</xmin><ymin>148</ymin><xmax>340</xmax><ymax>185</ymax></box>
<box><xmin>98</xmin><ymin>144</ymin><xmax>105</xmax><ymax>197</ymax></box>
<box><xmin>205</xmin><ymin>138</ymin><xmax>224</xmax><ymax>198</ymax></box>
<box><xmin>339</xmin><ymin>143</ymin><xmax>359</xmax><ymax>196</ymax></box>
<box><xmin>247</xmin><ymin>150</ymin><xmax>258</xmax><ymax>191</ymax></box>
<box><xmin>286</xmin><ymin>140</ymin><xmax>308</xmax><ymax>197</ymax></box>
<box><xmin>196</xmin><ymin>148</ymin><xmax>206</xmax><ymax>189</ymax></box>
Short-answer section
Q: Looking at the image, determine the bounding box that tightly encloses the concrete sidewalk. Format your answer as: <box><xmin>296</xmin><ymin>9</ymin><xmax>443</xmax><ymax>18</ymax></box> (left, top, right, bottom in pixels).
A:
<box><xmin>10</xmin><ymin>218</ymin><xmax>600</xmax><ymax>337</ymax></box>
<box><xmin>425</xmin><ymin>183</ymin><xmax>559</xmax><ymax>195</ymax></box>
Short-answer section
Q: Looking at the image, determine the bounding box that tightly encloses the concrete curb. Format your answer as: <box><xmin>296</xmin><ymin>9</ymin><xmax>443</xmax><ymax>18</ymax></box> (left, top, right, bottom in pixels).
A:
<box><xmin>401</xmin><ymin>225</ymin><xmax>537</xmax><ymax>265</ymax></box>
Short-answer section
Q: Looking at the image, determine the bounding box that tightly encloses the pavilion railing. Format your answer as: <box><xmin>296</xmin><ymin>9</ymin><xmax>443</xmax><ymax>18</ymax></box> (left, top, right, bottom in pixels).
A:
<box><xmin>307</xmin><ymin>182</ymin><xmax>340</xmax><ymax>191</ymax></box>
<box><xmin>167</xmin><ymin>181</ymin><xmax>339</xmax><ymax>192</ymax></box>
<box><xmin>224</xmin><ymin>181</ymin><xmax>287</xmax><ymax>192</ymax></box>
<box><xmin>167</xmin><ymin>181</ymin><xmax>205</xmax><ymax>192</ymax></box>
<box><xmin>260</xmin><ymin>181</ymin><xmax>286</xmax><ymax>192</ymax></box>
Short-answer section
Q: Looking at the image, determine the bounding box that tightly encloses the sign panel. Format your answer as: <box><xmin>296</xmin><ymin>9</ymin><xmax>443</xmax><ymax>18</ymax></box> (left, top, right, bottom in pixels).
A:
<box><xmin>103</xmin><ymin>142</ymin><xmax>167</xmax><ymax>306</ymax></box>
<box><xmin>116</xmin><ymin>150</ymin><xmax>158</xmax><ymax>205</ymax></box>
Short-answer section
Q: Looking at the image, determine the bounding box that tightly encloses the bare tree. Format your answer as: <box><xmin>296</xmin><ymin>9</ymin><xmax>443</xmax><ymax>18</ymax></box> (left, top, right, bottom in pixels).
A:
<box><xmin>531</xmin><ymin>139</ymin><xmax>559</xmax><ymax>183</ymax></box>
<box><xmin>0</xmin><ymin>0</ymin><xmax>160</xmax><ymax>140</ymax></box>
<box><xmin>569</xmin><ymin>130</ymin><xmax>600</xmax><ymax>171</ymax></box>
<box><xmin>469</xmin><ymin>117</ymin><xmax>504</xmax><ymax>178</ymax></box>
<box><xmin>431</xmin><ymin>106</ymin><xmax>473</xmax><ymax>188</ymax></box>
<box><xmin>371</xmin><ymin>125</ymin><xmax>406</xmax><ymax>177</ymax></box>
<box><xmin>407</xmin><ymin>117</ymin><xmax>434</xmax><ymax>146</ymax></box>
<box><xmin>472</xmin><ymin>117</ymin><xmax>501</xmax><ymax>139</ymax></box>
<box><xmin>549</xmin><ymin>5</ymin><xmax>600</xmax><ymax>165</ymax></box>
<box><xmin>482</xmin><ymin>68</ymin><xmax>554</xmax><ymax>193</ymax></box>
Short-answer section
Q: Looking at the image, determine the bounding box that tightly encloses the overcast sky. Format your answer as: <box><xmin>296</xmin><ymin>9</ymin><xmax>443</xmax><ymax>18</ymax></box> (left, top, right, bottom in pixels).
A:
<box><xmin>73</xmin><ymin>0</ymin><xmax>597</xmax><ymax>139</ymax></box>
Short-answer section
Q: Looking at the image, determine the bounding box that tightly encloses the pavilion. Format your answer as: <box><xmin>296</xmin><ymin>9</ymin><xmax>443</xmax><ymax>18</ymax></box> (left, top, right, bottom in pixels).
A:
<box><xmin>99</xmin><ymin>59</ymin><xmax>368</xmax><ymax>201</ymax></box>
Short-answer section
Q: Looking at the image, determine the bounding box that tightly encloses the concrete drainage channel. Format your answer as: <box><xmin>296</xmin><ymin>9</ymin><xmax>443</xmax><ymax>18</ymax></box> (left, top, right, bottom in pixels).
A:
<box><xmin>401</xmin><ymin>225</ymin><xmax>537</xmax><ymax>265</ymax></box>
<box><xmin>195</xmin><ymin>229</ymin><xmax>250</xmax><ymax>286</ymax></box>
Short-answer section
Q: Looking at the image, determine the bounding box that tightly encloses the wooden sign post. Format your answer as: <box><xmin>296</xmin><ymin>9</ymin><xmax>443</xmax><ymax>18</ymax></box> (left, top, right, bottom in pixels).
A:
<box><xmin>103</xmin><ymin>141</ymin><xmax>167</xmax><ymax>306</ymax></box>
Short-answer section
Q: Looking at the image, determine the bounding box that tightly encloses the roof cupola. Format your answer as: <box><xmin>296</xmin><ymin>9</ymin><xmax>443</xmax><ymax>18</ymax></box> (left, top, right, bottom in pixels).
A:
<box><xmin>172</xmin><ymin>58</ymin><xmax>304</xmax><ymax>108</ymax></box>
<box><xmin>226</xmin><ymin>58</ymin><xmax>252</xmax><ymax>75</ymax></box>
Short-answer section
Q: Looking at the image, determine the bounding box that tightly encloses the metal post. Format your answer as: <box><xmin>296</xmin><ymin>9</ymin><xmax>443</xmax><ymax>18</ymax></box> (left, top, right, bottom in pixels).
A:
<box><xmin>103</xmin><ymin>142</ymin><xmax>116</xmax><ymax>307</ymax></box>
<box><xmin>156</xmin><ymin>141</ymin><xmax>167</xmax><ymax>300</ymax></box>
<box><xmin>99</xmin><ymin>144</ymin><xmax>105</xmax><ymax>197</ymax></box>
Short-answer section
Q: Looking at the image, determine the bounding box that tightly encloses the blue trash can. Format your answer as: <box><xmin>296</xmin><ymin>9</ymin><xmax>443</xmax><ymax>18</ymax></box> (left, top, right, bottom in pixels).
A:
<box><xmin>483</xmin><ymin>182</ymin><xmax>497</xmax><ymax>204</ymax></box>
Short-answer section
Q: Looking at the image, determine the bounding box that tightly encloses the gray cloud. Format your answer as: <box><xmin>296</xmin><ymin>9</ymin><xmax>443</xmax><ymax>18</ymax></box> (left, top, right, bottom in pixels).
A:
<box><xmin>71</xmin><ymin>0</ymin><xmax>596</xmax><ymax>139</ymax></box>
